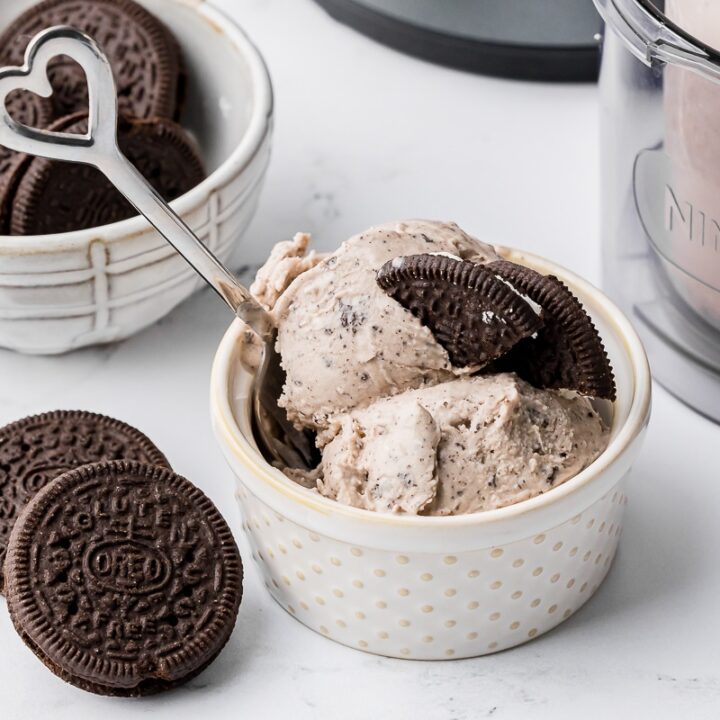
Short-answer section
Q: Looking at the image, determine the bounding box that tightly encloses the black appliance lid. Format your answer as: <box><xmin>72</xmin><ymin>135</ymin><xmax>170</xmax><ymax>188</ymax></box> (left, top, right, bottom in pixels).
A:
<box><xmin>313</xmin><ymin>0</ymin><xmax>602</xmax><ymax>82</ymax></box>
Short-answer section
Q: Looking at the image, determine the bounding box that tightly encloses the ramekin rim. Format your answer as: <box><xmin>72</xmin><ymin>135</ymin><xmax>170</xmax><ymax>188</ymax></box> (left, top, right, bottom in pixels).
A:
<box><xmin>210</xmin><ymin>246</ymin><xmax>652</xmax><ymax>529</ymax></box>
<box><xmin>0</xmin><ymin>0</ymin><xmax>273</xmax><ymax>252</ymax></box>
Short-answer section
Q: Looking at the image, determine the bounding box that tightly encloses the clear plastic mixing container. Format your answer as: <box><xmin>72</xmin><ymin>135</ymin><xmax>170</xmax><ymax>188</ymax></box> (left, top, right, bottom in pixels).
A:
<box><xmin>595</xmin><ymin>0</ymin><xmax>720</xmax><ymax>421</ymax></box>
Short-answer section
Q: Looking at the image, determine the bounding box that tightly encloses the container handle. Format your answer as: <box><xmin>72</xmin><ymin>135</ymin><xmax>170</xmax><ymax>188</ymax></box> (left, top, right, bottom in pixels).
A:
<box><xmin>649</xmin><ymin>40</ymin><xmax>720</xmax><ymax>83</ymax></box>
<box><xmin>594</xmin><ymin>0</ymin><xmax>720</xmax><ymax>81</ymax></box>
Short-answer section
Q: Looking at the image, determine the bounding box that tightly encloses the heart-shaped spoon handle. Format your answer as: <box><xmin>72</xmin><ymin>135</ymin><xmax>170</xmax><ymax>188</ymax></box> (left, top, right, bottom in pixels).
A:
<box><xmin>0</xmin><ymin>26</ymin><xmax>273</xmax><ymax>341</ymax></box>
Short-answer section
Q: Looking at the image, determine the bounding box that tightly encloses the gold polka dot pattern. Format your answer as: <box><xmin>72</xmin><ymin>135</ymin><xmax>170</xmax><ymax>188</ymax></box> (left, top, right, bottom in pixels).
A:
<box><xmin>236</xmin><ymin>484</ymin><xmax>627</xmax><ymax>660</ymax></box>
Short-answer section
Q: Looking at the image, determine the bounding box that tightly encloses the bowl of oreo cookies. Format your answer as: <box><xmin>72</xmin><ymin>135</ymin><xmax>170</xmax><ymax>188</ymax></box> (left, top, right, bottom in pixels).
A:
<box><xmin>0</xmin><ymin>0</ymin><xmax>272</xmax><ymax>354</ymax></box>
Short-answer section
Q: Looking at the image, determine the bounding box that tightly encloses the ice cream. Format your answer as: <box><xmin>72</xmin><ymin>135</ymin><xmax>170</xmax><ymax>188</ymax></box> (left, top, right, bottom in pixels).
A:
<box><xmin>254</xmin><ymin>220</ymin><xmax>501</xmax><ymax>430</ymax></box>
<box><xmin>317</xmin><ymin>374</ymin><xmax>608</xmax><ymax>516</ymax></box>
<box><xmin>252</xmin><ymin>220</ymin><xmax>610</xmax><ymax>516</ymax></box>
<box><xmin>251</xmin><ymin>232</ymin><xmax>326</xmax><ymax>311</ymax></box>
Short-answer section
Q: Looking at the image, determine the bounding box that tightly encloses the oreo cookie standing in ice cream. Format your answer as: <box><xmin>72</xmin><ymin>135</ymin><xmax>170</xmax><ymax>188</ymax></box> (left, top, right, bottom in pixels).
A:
<box><xmin>0</xmin><ymin>0</ymin><xmax>185</xmax><ymax>120</ymax></box>
<box><xmin>4</xmin><ymin>461</ymin><xmax>243</xmax><ymax>696</ymax></box>
<box><xmin>376</xmin><ymin>253</ymin><xmax>543</xmax><ymax>368</ymax></box>
<box><xmin>487</xmin><ymin>259</ymin><xmax>616</xmax><ymax>400</ymax></box>
<box><xmin>0</xmin><ymin>410</ymin><xmax>169</xmax><ymax>591</ymax></box>
<box><xmin>8</xmin><ymin>113</ymin><xmax>205</xmax><ymax>235</ymax></box>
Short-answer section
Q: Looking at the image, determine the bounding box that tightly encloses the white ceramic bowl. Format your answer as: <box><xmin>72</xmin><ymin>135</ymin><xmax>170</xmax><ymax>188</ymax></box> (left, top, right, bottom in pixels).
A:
<box><xmin>211</xmin><ymin>248</ymin><xmax>652</xmax><ymax>660</ymax></box>
<box><xmin>0</xmin><ymin>0</ymin><xmax>272</xmax><ymax>354</ymax></box>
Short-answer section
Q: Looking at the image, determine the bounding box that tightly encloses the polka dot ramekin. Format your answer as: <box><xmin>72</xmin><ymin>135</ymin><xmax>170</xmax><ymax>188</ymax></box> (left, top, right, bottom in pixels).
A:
<box><xmin>210</xmin><ymin>248</ymin><xmax>651</xmax><ymax>660</ymax></box>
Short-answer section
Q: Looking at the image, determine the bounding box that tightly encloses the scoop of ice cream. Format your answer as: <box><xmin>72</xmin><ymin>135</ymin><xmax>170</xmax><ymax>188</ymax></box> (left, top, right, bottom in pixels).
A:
<box><xmin>251</xmin><ymin>220</ymin><xmax>611</xmax><ymax>517</ymax></box>
<box><xmin>315</xmin><ymin>373</ymin><xmax>609</xmax><ymax>515</ymax></box>
<box><xmin>250</xmin><ymin>232</ymin><xmax>327</xmax><ymax>311</ymax></box>
<box><xmin>318</xmin><ymin>399</ymin><xmax>440</xmax><ymax>514</ymax></box>
<box><xmin>261</xmin><ymin>220</ymin><xmax>500</xmax><ymax>430</ymax></box>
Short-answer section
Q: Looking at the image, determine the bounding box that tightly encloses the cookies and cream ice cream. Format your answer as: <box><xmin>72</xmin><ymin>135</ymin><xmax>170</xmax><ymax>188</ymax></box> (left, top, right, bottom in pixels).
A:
<box><xmin>251</xmin><ymin>220</ymin><xmax>611</xmax><ymax>516</ymax></box>
<box><xmin>253</xmin><ymin>220</ymin><xmax>501</xmax><ymax>430</ymax></box>
<box><xmin>317</xmin><ymin>374</ymin><xmax>608</xmax><ymax>516</ymax></box>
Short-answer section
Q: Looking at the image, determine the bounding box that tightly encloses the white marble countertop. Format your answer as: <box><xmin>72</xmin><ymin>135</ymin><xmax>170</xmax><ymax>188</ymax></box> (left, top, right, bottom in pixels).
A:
<box><xmin>1</xmin><ymin>0</ymin><xmax>719</xmax><ymax>717</ymax></box>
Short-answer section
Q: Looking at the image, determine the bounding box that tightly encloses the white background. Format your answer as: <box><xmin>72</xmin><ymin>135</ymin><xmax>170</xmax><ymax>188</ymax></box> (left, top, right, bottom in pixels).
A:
<box><xmin>1</xmin><ymin>0</ymin><xmax>719</xmax><ymax>718</ymax></box>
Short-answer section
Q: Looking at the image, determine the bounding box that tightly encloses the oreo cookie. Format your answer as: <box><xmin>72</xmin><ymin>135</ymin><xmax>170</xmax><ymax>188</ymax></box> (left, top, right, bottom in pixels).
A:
<box><xmin>0</xmin><ymin>410</ymin><xmax>169</xmax><ymax>590</ymax></box>
<box><xmin>487</xmin><ymin>259</ymin><xmax>616</xmax><ymax>400</ymax></box>
<box><xmin>0</xmin><ymin>90</ymin><xmax>54</xmax><ymax>231</ymax></box>
<box><xmin>0</xmin><ymin>111</ymin><xmax>81</xmax><ymax>234</ymax></box>
<box><xmin>377</xmin><ymin>253</ymin><xmax>543</xmax><ymax>368</ymax></box>
<box><xmin>0</xmin><ymin>0</ymin><xmax>184</xmax><ymax>120</ymax></box>
<box><xmin>9</xmin><ymin>113</ymin><xmax>205</xmax><ymax>235</ymax></box>
<box><xmin>4</xmin><ymin>461</ymin><xmax>243</xmax><ymax>696</ymax></box>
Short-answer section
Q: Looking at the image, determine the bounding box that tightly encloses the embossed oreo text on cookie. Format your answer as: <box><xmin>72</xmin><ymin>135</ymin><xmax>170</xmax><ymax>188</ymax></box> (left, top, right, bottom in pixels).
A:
<box><xmin>4</xmin><ymin>462</ymin><xmax>243</xmax><ymax>696</ymax></box>
<box><xmin>85</xmin><ymin>539</ymin><xmax>172</xmax><ymax>594</ymax></box>
<box><xmin>0</xmin><ymin>410</ymin><xmax>169</xmax><ymax>591</ymax></box>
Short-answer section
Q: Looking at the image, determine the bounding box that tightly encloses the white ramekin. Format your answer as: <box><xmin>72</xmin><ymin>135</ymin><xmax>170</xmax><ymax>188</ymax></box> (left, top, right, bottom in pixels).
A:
<box><xmin>0</xmin><ymin>0</ymin><xmax>273</xmax><ymax>354</ymax></box>
<box><xmin>210</xmin><ymin>248</ymin><xmax>652</xmax><ymax>660</ymax></box>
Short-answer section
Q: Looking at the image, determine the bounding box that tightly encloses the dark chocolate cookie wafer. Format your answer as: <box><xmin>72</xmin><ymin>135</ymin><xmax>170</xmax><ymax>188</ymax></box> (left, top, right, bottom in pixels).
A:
<box><xmin>488</xmin><ymin>259</ymin><xmax>616</xmax><ymax>400</ymax></box>
<box><xmin>377</xmin><ymin>254</ymin><xmax>543</xmax><ymax>368</ymax></box>
<box><xmin>0</xmin><ymin>0</ymin><xmax>184</xmax><ymax>120</ymax></box>
<box><xmin>5</xmin><ymin>461</ymin><xmax>243</xmax><ymax>696</ymax></box>
<box><xmin>10</xmin><ymin>113</ymin><xmax>205</xmax><ymax>235</ymax></box>
<box><xmin>0</xmin><ymin>91</ymin><xmax>54</xmax><ymax>232</ymax></box>
<box><xmin>0</xmin><ymin>111</ymin><xmax>82</xmax><ymax>234</ymax></box>
<box><xmin>0</xmin><ymin>410</ymin><xmax>169</xmax><ymax>590</ymax></box>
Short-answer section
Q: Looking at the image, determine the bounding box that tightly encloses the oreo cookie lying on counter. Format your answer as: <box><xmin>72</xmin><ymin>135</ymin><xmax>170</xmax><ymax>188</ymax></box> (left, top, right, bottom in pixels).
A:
<box><xmin>4</xmin><ymin>461</ymin><xmax>242</xmax><ymax>696</ymax></box>
<box><xmin>377</xmin><ymin>253</ymin><xmax>616</xmax><ymax>399</ymax></box>
<box><xmin>0</xmin><ymin>410</ymin><xmax>169</xmax><ymax>590</ymax></box>
<box><xmin>0</xmin><ymin>409</ymin><xmax>242</xmax><ymax>695</ymax></box>
<box><xmin>0</xmin><ymin>0</ymin><xmax>202</xmax><ymax>235</ymax></box>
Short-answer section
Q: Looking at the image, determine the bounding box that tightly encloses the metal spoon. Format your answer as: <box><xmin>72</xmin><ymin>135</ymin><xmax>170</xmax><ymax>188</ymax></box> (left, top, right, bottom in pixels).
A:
<box><xmin>0</xmin><ymin>26</ymin><xmax>316</xmax><ymax>469</ymax></box>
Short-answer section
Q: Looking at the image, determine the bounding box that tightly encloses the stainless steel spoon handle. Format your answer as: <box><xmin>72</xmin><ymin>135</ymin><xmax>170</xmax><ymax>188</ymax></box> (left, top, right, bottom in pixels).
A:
<box><xmin>103</xmin><ymin>149</ymin><xmax>274</xmax><ymax>340</ymax></box>
<box><xmin>0</xmin><ymin>25</ymin><xmax>273</xmax><ymax>341</ymax></box>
